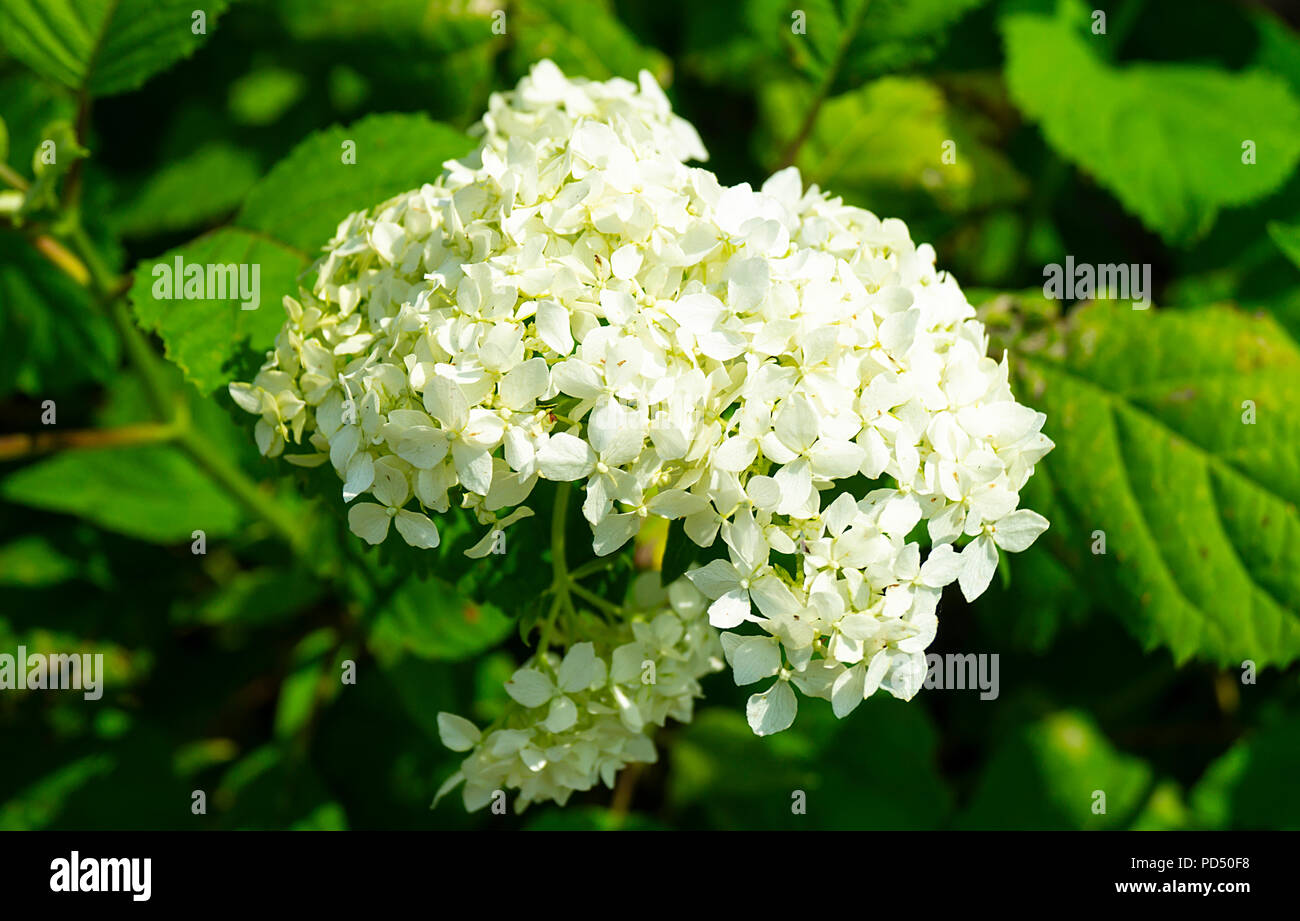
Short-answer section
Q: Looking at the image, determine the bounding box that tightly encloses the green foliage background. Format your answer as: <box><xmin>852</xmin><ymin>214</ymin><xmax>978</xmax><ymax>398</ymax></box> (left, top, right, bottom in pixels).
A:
<box><xmin>2</xmin><ymin>0</ymin><xmax>1299</xmax><ymax>830</ymax></box>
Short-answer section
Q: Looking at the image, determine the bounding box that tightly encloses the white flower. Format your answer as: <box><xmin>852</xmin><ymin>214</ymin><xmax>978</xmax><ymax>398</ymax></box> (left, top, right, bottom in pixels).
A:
<box><xmin>746</xmin><ymin>678</ymin><xmax>798</xmax><ymax>736</ymax></box>
<box><xmin>504</xmin><ymin>642</ymin><xmax>599</xmax><ymax>733</ymax></box>
<box><xmin>346</xmin><ymin>457</ymin><xmax>439</xmax><ymax>549</ymax></box>
<box><xmin>435</xmin><ymin>576</ymin><xmax>722</xmax><ymax>812</ymax></box>
<box><xmin>954</xmin><ymin>507</ymin><xmax>1050</xmax><ymax>601</ymax></box>
<box><xmin>231</xmin><ymin>60</ymin><xmax>1053</xmax><ymax>740</ymax></box>
<box><xmin>686</xmin><ymin>513</ymin><xmax>793</xmax><ymax>629</ymax></box>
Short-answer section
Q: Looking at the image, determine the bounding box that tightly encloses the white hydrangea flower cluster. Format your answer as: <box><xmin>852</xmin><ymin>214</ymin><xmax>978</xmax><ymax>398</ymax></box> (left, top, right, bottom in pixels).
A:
<box><xmin>230</xmin><ymin>60</ymin><xmax>1053</xmax><ymax>740</ymax></box>
<box><xmin>434</xmin><ymin>576</ymin><xmax>722</xmax><ymax>812</ymax></box>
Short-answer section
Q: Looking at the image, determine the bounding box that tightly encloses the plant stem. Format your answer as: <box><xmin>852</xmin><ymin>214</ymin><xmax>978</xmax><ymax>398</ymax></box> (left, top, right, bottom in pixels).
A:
<box><xmin>569</xmin><ymin>580</ymin><xmax>622</xmax><ymax>617</ymax></box>
<box><xmin>61</xmin><ymin>218</ymin><xmax>179</xmax><ymax>426</ymax></box>
<box><xmin>0</xmin><ymin>422</ymin><xmax>177</xmax><ymax>461</ymax></box>
<box><xmin>107</xmin><ymin>297</ymin><xmax>180</xmax><ymax>422</ymax></box>
<box><xmin>609</xmin><ymin>761</ymin><xmax>642</xmax><ymax>821</ymax></box>
<box><xmin>551</xmin><ymin>481</ymin><xmax>571</xmax><ymax>587</ymax></box>
<box><xmin>538</xmin><ymin>483</ymin><xmax>574</xmax><ymax>652</ymax></box>
<box><xmin>176</xmin><ymin>427</ymin><xmax>309</xmax><ymax>556</ymax></box>
<box><xmin>0</xmin><ymin>162</ymin><xmax>28</xmax><ymax>191</ymax></box>
<box><xmin>31</xmin><ymin>235</ymin><xmax>90</xmax><ymax>285</ymax></box>
<box><xmin>778</xmin><ymin>0</ymin><xmax>871</xmax><ymax>170</ymax></box>
<box><xmin>568</xmin><ymin>557</ymin><xmax>616</xmax><ymax>580</ymax></box>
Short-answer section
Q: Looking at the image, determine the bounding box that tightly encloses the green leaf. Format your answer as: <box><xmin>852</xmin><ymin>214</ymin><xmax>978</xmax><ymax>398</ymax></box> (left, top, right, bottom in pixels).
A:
<box><xmin>1</xmin><ymin>443</ymin><xmax>244</xmax><ymax>543</ymax></box>
<box><xmin>274</xmin><ymin>628</ymin><xmax>340</xmax><ymax>740</ymax></box>
<box><xmin>0</xmin><ymin>0</ymin><xmax>231</xmax><ymax>97</ymax></box>
<box><xmin>804</xmin><ymin>0</ymin><xmax>989</xmax><ymax>89</ymax></box>
<box><xmin>509</xmin><ymin>0</ymin><xmax>671</xmax><ymax>84</ymax></box>
<box><xmin>129</xmin><ymin>227</ymin><xmax>305</xmax><ymax>393</ymax></box>
<box><xmin>1129</xmin><ymin>780</ymin><xmax>1194</xmax><ymax>831</ymax></box>
<box><xmin>237</xmin><ymin>114</ymin><xmax>475</xmax><ymax>254</ymax></box>
<box><xmin>368</xmin><ymin>576</ymin><xmax>512</xmax><ymax>663</ymax></box>
<box><xmin>0</xmin><ymin>227</ymin><xmax>118</xmax><ymax>397</ymax></box>
<box><xmin>1249</xmin><ymin>9</ymin><xmax>1300</xmax><ymax>95</ymax></box>
<box><xmin>128</xmin><ymin>113</ymin><xmax>475</xmax><ymax>394</ymax></box>
<box><xmin>19</xmin><ymin>119</ymin><xmax>87</xmax><ymax>214</ymax></box>
<box><xmin>0</xmin><ymin>536</ymin><xmax>78</xmax><ymax>587</ymax></box>
<box><xmin>215</xmin><ymin>744</ymin><xmax>348</xmax><ymax>830</ymax></box>
<box><xmin>0</xmin><ymin>367</ymin><xmax>253</xmax><ymax>546</ymax></box>
<box><xmin>684</xmin><ymin>0</ymin><xmax>987</xmax><ymax>92</ymax></box>
<box><xmin>1190</xmin><ymin>711</ymin><xmax>1300</xmax><ymax>829</ymax></box>
<box><xmin>1014</xmin><ymin>302</ymin><xmax>1300</xmax><ymax>667</ymax></box>
<box><xmin>759</xmin><ymin>76</ymin><xmax>1023</xmax><ymax>213</ymax></box>
<box><xmin>957</xmin><ymin>711</ymin><xmax>1153</xmax><ymax>829</ymax></box>
<box><xmin>227</xmin><ymin>65</ymin><xmax>307</xmax><ymax>127</ymax></box>
<box><xmin>0</xmin><ymin>754</ymin><xmax>115</xmax><ymax>830</ymax></box>
<box><xmin>174</xmin><ymin>567</ymin><xmax>324</xmax><ymax>628</ymax></box>
<box><xmin>110</xmin><ymin>143</ymin><xmax>262</xmax><ymax>238</ymax></box>
<box><xmin>761</xmin><ymin>77</ymin><xmax>947</xmax><ymax>185</ymax></box>
<box><xmin>1002</xmin><ymin>4</ymin><xmax>1300</xmax><ymax>243</ymax></box>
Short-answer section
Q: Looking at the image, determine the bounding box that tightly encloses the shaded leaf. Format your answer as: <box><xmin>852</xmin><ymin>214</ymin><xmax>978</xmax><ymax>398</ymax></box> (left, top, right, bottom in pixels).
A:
<box><xmin>0</xmin><ymin>754</ymin><xmax>114</xmax><ymax>830</ymax></box>
<box><xmin>669</xmin><ymin>699</ymin><xmax>950</xmax><ymax>829</ymax></box>
<box><xmin>215</xmin><ymin>744</ymin><xmax>348</xmax><ymax>830</ymax></box>
<box><xmin>0</xmin><ymin>74</ymin><xmax>75</xmax><ymax>178</ymax></box>
<box><xmin>1191</xmin><ymin>711</ymin><xmax>1300</xmax><ymax>829</ymax></box>
<box><xmin>274</xmin><ymin>628</ymin><xmax>341</xmax><ymax>739</ymax></box>
<box><xmin>957</xmin><ymin>711</ymin><xmax>1152</xmax><ymax>829</ymax></box>
<box><xmin>509</xmin><ymin>0</ymin><xmax>670</xmax><ymax>84</ymax></box>
<box><xmin>804</xmin><ymin>0</ymin><xmax>989</xmax><ymax>89</ymax></box>
<box><xmin>1268</xmin><ymin>219</ymin><xmax>1300</xmax><ymax>272</ymax></box>
<box><xmin>0</xmin><ymin>535</ymin><xmax>79</xmax><ymax>587</ymax></box>
<box><xmin>368</xmin><ymin>576</ymin><xmax>512</xmax><ymax>663</ymax></box>
<box><xmin>110</xmin><ymin>143</ymin><xmax>261</xmax><ymax>238</ymax></box>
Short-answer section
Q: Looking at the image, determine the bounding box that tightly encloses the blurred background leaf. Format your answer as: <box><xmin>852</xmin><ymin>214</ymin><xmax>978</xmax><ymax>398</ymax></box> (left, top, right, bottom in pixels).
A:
<box><xmin>1190</xmin><ymin>709</ymin><xmax>1300</xmax><ymax>830</ymax></box>
<box><xmin>956</xmin><ymin>711</ymin><xmax>1153</xmax><ymax>829</ymax></box>
<box><xmin>668</xmin><ymin>698</ymin><xmax>952</xmax><ymax>829</ymax></box>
